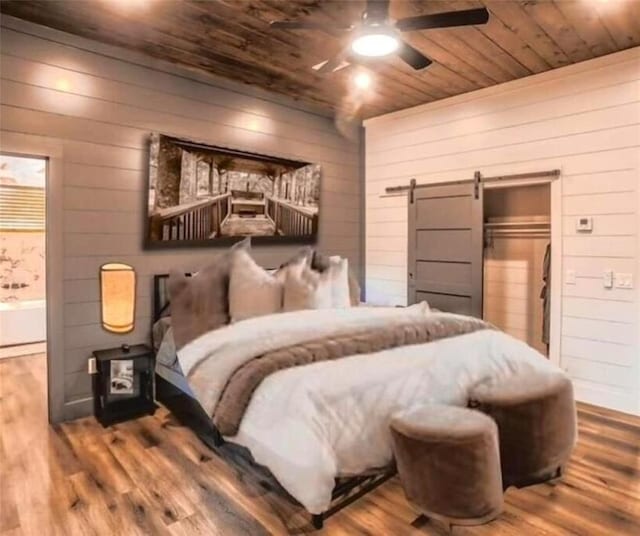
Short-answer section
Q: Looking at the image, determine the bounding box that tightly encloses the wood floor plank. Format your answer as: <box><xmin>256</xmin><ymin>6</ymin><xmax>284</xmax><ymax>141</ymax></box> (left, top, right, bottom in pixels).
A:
<box><xmin>561</xmin><ymin>470</ymin><xmax>640</xmax><ymax>518</ymax></box>
<box><xmin>101</xmin><ymin>428</ymin><xmax>194</xmax><ymax>525</ymax></box>
<box><xmin>533</xmin><ymin>478</ymin><xmax>640</xmax><ymax>531</ymax></box>
<box><xmin>118</xmin><ymin>489</ymin><xmax>173</xmax><ymax>536</ymax></box>
<box><xmin>1</xmin><ymin>353</ymin><xmax>639</xmax><ymax>535</ymax></box>
<box><xmin>148</xmin><ymin>425</ymin><xmax>286</xmax><ymax>534</ymax></box>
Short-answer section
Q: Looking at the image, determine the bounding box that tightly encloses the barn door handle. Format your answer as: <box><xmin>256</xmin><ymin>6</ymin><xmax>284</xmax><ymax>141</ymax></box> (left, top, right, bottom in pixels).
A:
<box><xmin>474</xmin><ymin>171</ymin><xmax>481</xmax><ymax>200</ymax></box>
<box><xmin>409</xmin><ymin>178</ymin><xmax>416</xmax><ymax>204</ymax></box>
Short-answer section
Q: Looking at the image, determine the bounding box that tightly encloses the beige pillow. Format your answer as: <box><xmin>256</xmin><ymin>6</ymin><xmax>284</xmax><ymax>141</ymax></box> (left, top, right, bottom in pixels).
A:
<box><xmin>329</xmin><ymin>256</ymin><xmax>351</xmax><ymax>308</ymax></box>
<box><xmin>282</xmin><ymin>257</ymin><xmax>350</xmax><ymax>311</ymax></box>
<box><xmin>282</xmin><ymin>260</ymin><xmax>332</xmax><ymax>312</ymax></box>
<box><xmin>229</xmin><ymin>249</ymin><xmax>284</xmax><ymax>321</ymax></box>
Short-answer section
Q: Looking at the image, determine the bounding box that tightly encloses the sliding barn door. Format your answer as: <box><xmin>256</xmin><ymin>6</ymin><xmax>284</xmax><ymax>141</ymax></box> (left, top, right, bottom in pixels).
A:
<box><xmin>408</xmin><ymin>180</ymin><xmax>483</xmax><ymax>317</ymax></box>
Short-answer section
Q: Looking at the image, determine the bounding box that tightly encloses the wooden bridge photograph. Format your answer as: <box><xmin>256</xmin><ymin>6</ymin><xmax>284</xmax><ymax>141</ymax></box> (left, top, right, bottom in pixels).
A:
<box><xmin>146</xmin><ymin>134</ymin><xmax>320</xmax><ymax>246</ymax></box>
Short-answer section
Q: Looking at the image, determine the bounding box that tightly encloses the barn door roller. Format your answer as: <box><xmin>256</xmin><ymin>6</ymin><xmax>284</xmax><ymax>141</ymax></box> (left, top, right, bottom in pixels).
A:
<box><xmin>473</xmin><ymin>171</ymin><xmax>481</xmax><ymax>200</ymax></box>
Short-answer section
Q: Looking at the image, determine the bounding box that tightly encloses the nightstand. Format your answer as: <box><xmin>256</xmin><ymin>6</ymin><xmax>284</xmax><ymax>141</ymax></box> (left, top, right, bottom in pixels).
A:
<box><xmin>91</xmin><ymin>344</ymin><xmax>157</xmax><ymax>427</ymax></box>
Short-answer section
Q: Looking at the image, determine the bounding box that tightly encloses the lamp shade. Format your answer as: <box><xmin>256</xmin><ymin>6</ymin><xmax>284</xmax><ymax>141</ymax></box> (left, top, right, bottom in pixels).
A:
<box><xmin>100</xmin><ymin>263</ymin><xmax>136</xmax><ymax>333</ymax></box>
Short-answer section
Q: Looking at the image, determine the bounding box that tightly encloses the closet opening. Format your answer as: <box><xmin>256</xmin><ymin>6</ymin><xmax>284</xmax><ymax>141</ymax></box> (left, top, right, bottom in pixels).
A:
<box><xmin>483</xmin><ymin>183</ymin><xmax>551</xmax><ymax>357</ymax></box>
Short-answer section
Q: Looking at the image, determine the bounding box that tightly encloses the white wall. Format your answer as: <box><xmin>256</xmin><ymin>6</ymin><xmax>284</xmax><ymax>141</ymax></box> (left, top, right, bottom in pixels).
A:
<box><xmin>364</xmin><ymin>48</ymin><xmax>640</xmax><ymax>415</ymax></box>
<box><xmin>0</xmin><ymin>17</ymin><xmax>363</xmax><ymax>421</ymax></box>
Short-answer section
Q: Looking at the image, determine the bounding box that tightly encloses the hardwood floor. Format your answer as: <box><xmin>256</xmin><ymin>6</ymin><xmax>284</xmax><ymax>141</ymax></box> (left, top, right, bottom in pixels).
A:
<box><xmin>1</xmin><ymin>353</ymin><xmax>639</xmax><ymax>535</ymax></box>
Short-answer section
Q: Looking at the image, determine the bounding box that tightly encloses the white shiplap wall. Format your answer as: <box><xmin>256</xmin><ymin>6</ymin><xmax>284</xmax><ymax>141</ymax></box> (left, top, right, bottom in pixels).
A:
<box><xmin>0</xmin><ymin>17</ymin><xmax>362</xmax><ymax>421</ymax></box>
<box><xmin>365</xmin><ymin>48</ymin><xmax>640</xmax><ymax>415</ymax></box>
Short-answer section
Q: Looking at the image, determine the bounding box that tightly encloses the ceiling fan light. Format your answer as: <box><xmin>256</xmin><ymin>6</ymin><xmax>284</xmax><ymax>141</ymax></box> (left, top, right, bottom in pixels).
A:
<box><xmin>353</xmin><ymin>71</ymin><xmax>372</xmax><ymax>90</ymax></box>
<box><xmin>351</xmin><ymin>32</ymin><xmax>399</xmax><ymax>57</ymax></box>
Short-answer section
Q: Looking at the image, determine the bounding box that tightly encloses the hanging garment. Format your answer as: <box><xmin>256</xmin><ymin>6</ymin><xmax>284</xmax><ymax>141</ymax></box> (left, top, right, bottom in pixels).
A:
<box><xmin>540</xmin><ymin>243</ymin><xmax>551</xmax><ymax>346</ymax></box>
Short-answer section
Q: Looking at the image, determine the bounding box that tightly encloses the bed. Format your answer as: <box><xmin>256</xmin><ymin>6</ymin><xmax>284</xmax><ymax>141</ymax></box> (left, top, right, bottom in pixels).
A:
<box><xmin>152</xmin><ymin>274</ymin><xmax>403</xmax><ymax>528</ymax></box>
<box><xmin>151</xmin><ymin>273</ymin><xmax>566</xmax><ymax>529</ymax></box>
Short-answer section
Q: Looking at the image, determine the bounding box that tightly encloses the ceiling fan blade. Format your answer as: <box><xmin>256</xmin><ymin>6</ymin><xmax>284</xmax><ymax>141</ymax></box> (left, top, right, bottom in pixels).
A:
<box><xmin>397</xmin><ymin>40</ymin><xmax>432</xmax><ymax>70</ymax></box>
<box><xmin>395</xmin><ymin>7</ymin><xmax>490</xmax><ymax>32</ymax></box>
<box><xmin>316</xmin><ymin>48</ymin><xmax>351</xmax><ymax>74</ymax></box>
<box><xmin>269</xmin><ymin>20</ymin><xmax>348</xmax><ymax>32</ymax></box>
<box><xmin>365</xmin><ymin>0</ymin><xmax>391</xmax><ymax>20</ymax></box>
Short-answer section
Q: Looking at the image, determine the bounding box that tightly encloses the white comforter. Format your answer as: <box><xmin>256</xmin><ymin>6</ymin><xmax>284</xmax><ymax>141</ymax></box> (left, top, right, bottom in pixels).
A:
<box><xmin>177</xmin><ymin>305</ymin><xmax>561</xmax><ymax>514</ymax></box>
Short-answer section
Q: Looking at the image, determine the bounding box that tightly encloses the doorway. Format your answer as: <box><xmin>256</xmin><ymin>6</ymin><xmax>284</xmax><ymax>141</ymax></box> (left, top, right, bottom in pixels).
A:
<box><xmin>0</xmin><ymin>153</ymin><xmax>47</xmax><ymax>359</ymax></box>
<box><xmin>483</xmin><ymin>183</ymin><xmax>551</xmax><ymax>356</ymax></box>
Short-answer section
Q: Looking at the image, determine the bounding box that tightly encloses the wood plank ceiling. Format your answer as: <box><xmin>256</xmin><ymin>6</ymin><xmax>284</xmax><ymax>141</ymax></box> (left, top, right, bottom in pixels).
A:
<box><xmin>2</xmin><ymin>0</ymin><xmax>640</xmax><ymax>118</ymax></box>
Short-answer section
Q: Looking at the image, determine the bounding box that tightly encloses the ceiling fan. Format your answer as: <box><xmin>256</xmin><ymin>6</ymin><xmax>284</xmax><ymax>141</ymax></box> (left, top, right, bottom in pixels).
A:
<box><xmin>270</xmin><ymin>0</ymin><xmax>490</xmax><ymax>73</ymax></box>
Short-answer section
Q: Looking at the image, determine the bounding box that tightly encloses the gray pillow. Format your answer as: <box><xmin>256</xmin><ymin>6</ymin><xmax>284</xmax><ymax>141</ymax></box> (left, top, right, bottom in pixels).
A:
<box><xmin>151</xmin><ymin>316</ymin><xmax>172</xmax><ymax>353</ymax></box>
<box><xmin>169</xmin><ymin>237</ymin><xmax>250</xmax><ymax>349</ymax></box>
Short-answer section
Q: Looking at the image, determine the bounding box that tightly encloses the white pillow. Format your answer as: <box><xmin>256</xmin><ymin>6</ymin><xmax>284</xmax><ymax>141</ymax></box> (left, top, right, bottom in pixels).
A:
<box><xmin>329</xmin><ymin>256</ymin><xmax>351</xmax><ymax>308</ymax></box>
<box><xmin>283</xmin><ymin>257</ymin><xmax>350</xmax><ymax>311</ymax></box>
<box><xmin>229</xmin><ymin>249</ymin><xmax>283</xmax><ymax>321</ymax></box>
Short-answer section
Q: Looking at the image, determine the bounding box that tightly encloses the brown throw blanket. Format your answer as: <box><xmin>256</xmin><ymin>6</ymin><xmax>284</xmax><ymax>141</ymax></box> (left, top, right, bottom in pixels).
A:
<box><xmin>213</xmin><ymin>314</ymin><xmax>490</xmax><ymax>436</ymax></box>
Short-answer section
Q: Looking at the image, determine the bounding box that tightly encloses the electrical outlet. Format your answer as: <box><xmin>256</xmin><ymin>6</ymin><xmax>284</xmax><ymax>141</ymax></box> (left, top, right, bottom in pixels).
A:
<box><xmin>565</xmin><ymin>270</ymin><xmax>576</xmax><ymax>285</ymax></box>
<box><xmin>603</xmin><ymin>270</ymin><xmax>614</xmax><ymax>289</ymax></box>
<box><xmin>615</xmin><ymin>273</ymin><xmax>634</xmax><ymax>289</ymax></box>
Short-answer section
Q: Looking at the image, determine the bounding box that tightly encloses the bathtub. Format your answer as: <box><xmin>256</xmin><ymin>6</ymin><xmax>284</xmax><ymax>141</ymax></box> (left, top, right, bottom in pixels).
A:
<box><xmin>0</xmin><ymin>299</ymin><xmax>47</xmax><ymax>347</ymax></box>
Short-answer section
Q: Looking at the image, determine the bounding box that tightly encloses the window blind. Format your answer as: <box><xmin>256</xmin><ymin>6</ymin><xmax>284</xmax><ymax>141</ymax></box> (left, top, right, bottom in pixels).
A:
<box><xmin>0</xmin><ymin>184</ymin><xmax>45</xmax><ymax>231</ymax></box>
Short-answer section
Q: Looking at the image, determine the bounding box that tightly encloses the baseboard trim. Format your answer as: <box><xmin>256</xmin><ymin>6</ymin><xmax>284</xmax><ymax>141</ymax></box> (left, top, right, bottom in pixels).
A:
<box><xmin>573</xmin><ymin>381</ymin><xmax>638</xmax><ymax>416</ymax></box>
<box><xmin>63</xmin><ymin>397</ymin><xmax>93</xmax><ymax>421</ymax></box>
<box><xmin>0</xmin><ymin>342</ymin><xmax>46</xmax><ymax>359</ymax></box>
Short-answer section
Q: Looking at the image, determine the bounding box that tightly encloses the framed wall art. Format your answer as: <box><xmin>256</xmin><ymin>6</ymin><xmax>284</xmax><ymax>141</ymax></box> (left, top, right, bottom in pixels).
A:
<box><xmin>146</xmin><ymin>134</ymin><xmax>321</xmax><ymax>248</ymax></box>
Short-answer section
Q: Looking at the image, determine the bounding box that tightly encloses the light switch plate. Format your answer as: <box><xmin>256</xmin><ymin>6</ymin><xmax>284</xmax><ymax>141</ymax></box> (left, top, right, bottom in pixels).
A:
<box><xmin>615</xmin><ymin>273</ymin><xmax>633</xmax><ymax>289</ymax></box>
<box><xmin>565</xmin><ymin>270</ymin><xmax>576</xmax><ymax>285</ymax></box>
<box><xmin>603</xmin><ymin>270</ymin><xmax>614</xmax><ymax>289</ymax></box>
<box><xmin>88</xmin><ymin>357</ymin><xmax>97</xmax><ymax>374</ymax></box>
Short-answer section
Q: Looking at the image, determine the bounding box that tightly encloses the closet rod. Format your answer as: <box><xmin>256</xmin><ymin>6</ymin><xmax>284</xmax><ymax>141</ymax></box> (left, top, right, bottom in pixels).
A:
<box><xmin>384</xmin><ymin>169</ymin><xmax>560</xmax><ymax>195</ymax></box>
<box><xmin>487</xmin><ymin>229</ymin><xmax>550</xmax><ymax>235</ymax></box>
<box><xmin>486</xmin><ymin>232</ymin><xmax>551</xmax><ymax>240</ymax></box>
<box><xmin>484</xmin><ymin>221</ymin><xmax>550</xmax><ymax>228</ymax></box>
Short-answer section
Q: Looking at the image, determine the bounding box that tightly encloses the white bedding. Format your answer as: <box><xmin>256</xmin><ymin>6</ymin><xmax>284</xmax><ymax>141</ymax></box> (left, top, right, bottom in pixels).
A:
<box><xmin>177</xmin><ymin>305</ymin><xmax>561</xmax><ymax>514</ymax></box>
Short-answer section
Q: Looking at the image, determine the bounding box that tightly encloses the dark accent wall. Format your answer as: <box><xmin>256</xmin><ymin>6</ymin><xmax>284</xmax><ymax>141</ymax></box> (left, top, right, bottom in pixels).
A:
<box><xmin>0</xmin><ymin>17</ymin><xmax>362</xmax><ymax>420</ymax></box>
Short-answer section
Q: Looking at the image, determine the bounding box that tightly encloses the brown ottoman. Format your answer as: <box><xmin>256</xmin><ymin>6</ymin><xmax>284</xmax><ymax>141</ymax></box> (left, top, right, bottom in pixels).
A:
<box><xmin>470</xmin><ymin>371</ymin><xmax>576</xmax><ymax>489</ymax></box>
<box><xmin>390</xmin><ymin>405</ymin><xmax>503</xmax><ymax>529</ymax></box>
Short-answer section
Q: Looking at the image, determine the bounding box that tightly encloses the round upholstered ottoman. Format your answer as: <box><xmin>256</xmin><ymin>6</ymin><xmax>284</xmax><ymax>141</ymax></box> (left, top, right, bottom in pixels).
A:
<box><xmin>390</xmin><ymin>405</ymin><xmax>503</xmax><ymax>529</ymax></box>
<box><xmin>470</xmin><ymin>371</ymin><xmax>576</xmax><ymax>489</ymax></box>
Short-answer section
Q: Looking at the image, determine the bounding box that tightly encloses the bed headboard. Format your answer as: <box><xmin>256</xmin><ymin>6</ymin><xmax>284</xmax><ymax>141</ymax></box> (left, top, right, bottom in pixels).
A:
<box><xmin>152</xmin><ymin>265</ymin><xmax>277</xmax><ymax>324</ymax></box>
<box><xmin>153</xmin><ymin>273</ymin><xmax>191</xmax><ymax>323</ymax></box>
